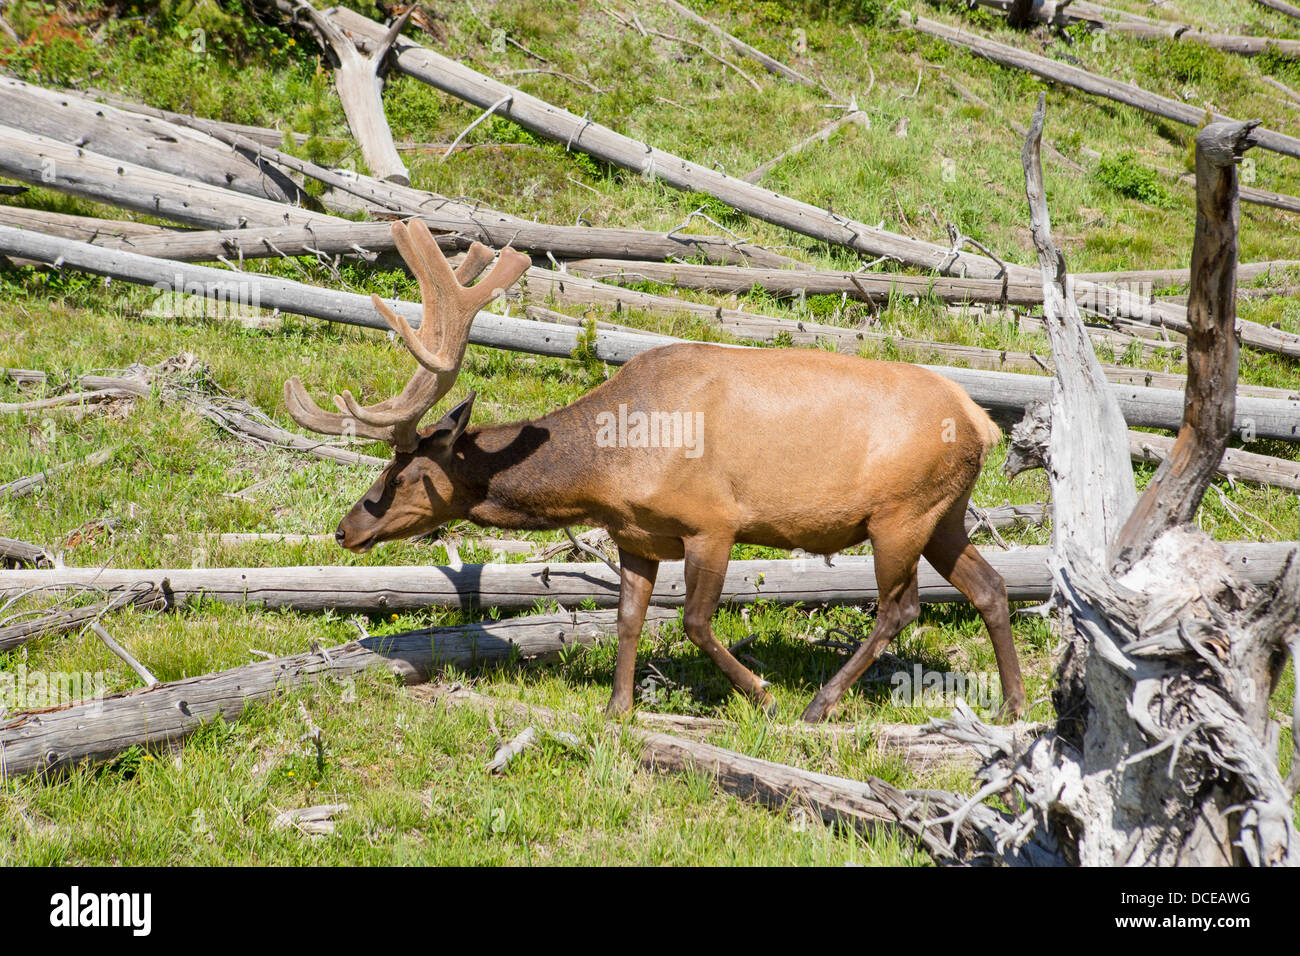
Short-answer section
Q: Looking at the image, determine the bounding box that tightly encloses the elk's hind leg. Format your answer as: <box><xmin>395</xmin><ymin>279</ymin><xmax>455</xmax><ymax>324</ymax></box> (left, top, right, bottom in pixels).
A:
<box><xmin>801</xmin><ymin>538</ymin><xmax>922</xmax><ymax>723</ymax></box>
<box><xmin>605</xmin><ymin>549</ymin><xmax>659</xmax><ymax>717</ymax></box>
<box><xmin>922</xmin><ymin>506</ymin><xmax>1025</xmax><ymax>719</ymax></box>
<box><xmin>682</xmin><ymin>535</ymin><xmax>774</xmax><ymax>712</ymax></box>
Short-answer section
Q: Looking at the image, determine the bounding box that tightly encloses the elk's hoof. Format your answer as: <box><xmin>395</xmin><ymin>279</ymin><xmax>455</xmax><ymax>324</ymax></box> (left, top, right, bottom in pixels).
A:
<box><xmin>994</xmin><ymin>693</ymin><xmax>1026</xmax><ymax>723</ymax></box>
<box><xmin>800</xmin><ymin>695</ymin><xmax>838</xmax><ymax>724</ymax></box>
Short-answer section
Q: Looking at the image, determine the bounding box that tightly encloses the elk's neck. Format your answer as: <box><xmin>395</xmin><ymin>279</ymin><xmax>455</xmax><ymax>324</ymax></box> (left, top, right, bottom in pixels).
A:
<box><xmin>450</xmin><ymin>416</ymin><xmax>595</xmax><ymax>531</ymax></box>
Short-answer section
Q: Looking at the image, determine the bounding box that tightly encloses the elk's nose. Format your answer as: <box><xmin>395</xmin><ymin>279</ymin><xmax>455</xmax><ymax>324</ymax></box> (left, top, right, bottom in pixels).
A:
<box><xmin>335</xmin><ymin>528</ymin><xmax>347</xmax><ymax>546</ymax></box>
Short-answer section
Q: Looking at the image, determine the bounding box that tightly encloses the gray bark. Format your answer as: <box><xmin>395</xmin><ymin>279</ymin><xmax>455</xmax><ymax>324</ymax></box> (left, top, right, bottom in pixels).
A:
<box><xmin>922</xmin><ymin>101</ymin><xmax>1300</xmax><ymax>867</ymax></box>
<box><xmin>0</xmin><ymin>542</ymin><xmax>1290</xmax><ymax>613</ymax></box>
<box><xmin>0</xmin><ymin>125</ymin><xmax>334</xmax><ymax>230</ymax></box>
<box><xmin>0</xmin><ymin>76</ymin><xmax>305</xmax><ymax>204</ymax></box>
<box><xmin>904</xmin><ymin>12</ymin><xmax>1300</xmax><ymax>160</ymax></box>
<box><xmin>4</xmin><ymin>226</ymin><xmax>1297</xmax><ymax>440</ymax></box>
<box><xmin>0</xmin><ymin>608</ymin><xmax>672</xmax><ymax>779</ymax></box>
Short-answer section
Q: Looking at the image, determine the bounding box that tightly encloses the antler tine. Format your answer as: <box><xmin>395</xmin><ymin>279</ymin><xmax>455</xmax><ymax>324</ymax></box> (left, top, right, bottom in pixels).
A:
<box><xmin>283</xmin><ymin>221</ymin><xmax>531</xmax><ymax>454</ymax></box>
<box><xmin>283</xmin><ymin>376</ymin><xmax>401</xmax><ymax>445</ymax></box>
<box><xmin>455</xmin><ymin>242</ymin><xmax>497</xmax><ymax>285</ymax></box>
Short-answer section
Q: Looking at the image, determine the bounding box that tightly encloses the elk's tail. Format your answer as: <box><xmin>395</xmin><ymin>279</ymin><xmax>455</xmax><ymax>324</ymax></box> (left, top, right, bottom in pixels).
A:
<box><xmin>957</xmin><ymin>388</ymin><xmax>1002</xmax><ymax>464</ymax></box>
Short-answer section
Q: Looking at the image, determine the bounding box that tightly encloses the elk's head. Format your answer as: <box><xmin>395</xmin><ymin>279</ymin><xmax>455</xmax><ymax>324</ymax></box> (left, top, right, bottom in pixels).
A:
<box><xmin>283</xmin><ymin>220</ymin><xmax>530</xmax><ymax>552</ymax></box>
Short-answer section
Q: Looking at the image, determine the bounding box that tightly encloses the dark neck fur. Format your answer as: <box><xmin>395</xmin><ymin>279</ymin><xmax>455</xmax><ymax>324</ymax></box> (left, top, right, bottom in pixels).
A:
<box><xmin>449</xmin><ymin>410</ymin><xmax>596</xmax><ymax>530</ymax></box>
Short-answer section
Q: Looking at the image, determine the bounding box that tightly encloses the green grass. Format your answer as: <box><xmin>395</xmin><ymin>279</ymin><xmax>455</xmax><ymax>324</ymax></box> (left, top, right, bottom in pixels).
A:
<box><xmin>1</xmin><ymin>0</ymin><xmax>1297</xmax><ymax>865</ymax></box>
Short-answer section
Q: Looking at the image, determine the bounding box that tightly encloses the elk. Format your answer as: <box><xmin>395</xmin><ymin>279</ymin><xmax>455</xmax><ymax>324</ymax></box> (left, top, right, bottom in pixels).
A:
<box><xmin>286</xmin><ymin>220</ymin><xmax>1026</xmax><ymax>723</ymax></box>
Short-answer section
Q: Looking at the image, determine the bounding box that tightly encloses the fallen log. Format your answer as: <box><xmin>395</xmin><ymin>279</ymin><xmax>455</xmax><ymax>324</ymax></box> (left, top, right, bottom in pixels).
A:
<box><xmin>0</xmin><ymin>536</ymin><xmax>51</xmax><ymax>569</ymax></box>
<box><xmin>292</xmin><ymin>3</ymin><xmax>412</xmax><ymax>184</ymax></box>
<box><xmin>975</xmin><ymin>0</ymin><xmax>1300</xmax><ymax>56</ymax></box>
<box><xmin>327</xmin><ymin>7</ymin><xmax>1300</xmax><ymax>359</ymax></box>
<box><xmin>0</xmin><ymin>368</ymin><xmax>45</xmax><ymax>387</ymax></box>
<box><xmin>0</xmin><ymin>125</ymin><xmax>335</xmax><ymax>231</ymax></box>
<box><xmin>0</xmin><ymin>205</ymin><xmax>175</xmax><ymax>241</ymax></box>
<box><xmin>0</xmin><ymin>449</ymin><xmax>114</xmax><ymax>499</ymax></box>
<box><xmin>416</xmin><ymin>682</ymin><xmax>1025</xmax><ymax>774</ymax></box>
<box><xmin>0</xmin><ymin>583</ymin><xmax>166</xmax><ymax>654</ymax></box>
<box><xmin>1253</xmin><ymin>0</ymin><xmax>1300</xmax><ymax>23</ymax></box>
<box><xmin>1076</xmin><ymin>261</ymin><xmax>1300</xmax><ymax>287</ymax></box>
<box><xmin>1129</xmin><ymin>430</ymin><xmax>1300</xmax><ymax>492</ymax></box>
<box><xmin>0</xmin><ymin>76</ymin><xmax>304</xmax><ymax>203</ymax></box>
<box><xmin>0</xmin><ymin>542</ymin><xmax>1290</xmax><ymax>612</ymax></box>
<box><xmin>423</xmin><ymin>683</ymin><xmax>1058</xmax><ymax>862</ymax></box>
<box><xmin>1011</xmin><ymin>400</ymin><xmax>1300</xmax><ymax>493</ymax></box>
<box><xmin>903</xmin><ymin>13</ymin><xmax>1300</xmax><ymax>160</ymax></box>
<box><xmin>0</xmin><ymin>607</ymin><xmax>673</xmax><ymax>778</ymax></box>
<box><xmin>6</xmin><ymin>226</ymin><xmax>1297</xmax><ymax>440</ymax></box>
<box><xmin>97</xmin><ymin>216</ymin><xmax>791</xmax><ymax>268</ymax></box>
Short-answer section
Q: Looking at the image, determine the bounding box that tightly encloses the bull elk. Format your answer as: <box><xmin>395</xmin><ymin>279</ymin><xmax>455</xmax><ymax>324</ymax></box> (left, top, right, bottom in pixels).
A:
<box><xmin>285</xmin><ymin>220</ymin><xmax>1026</xmax><ymax>722</ymax></box>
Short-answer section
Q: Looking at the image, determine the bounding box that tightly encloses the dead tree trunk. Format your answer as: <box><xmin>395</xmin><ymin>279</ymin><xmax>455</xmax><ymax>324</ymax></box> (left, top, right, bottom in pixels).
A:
<box><xmin>924</xmin><ymin>98</ymin><xmax>1299</xmax><ymax>867</ymax></box>
<box><xmin>292</xmin><ymin>2</ymin><xmax>412</xmax><ymax>184</ymax></box>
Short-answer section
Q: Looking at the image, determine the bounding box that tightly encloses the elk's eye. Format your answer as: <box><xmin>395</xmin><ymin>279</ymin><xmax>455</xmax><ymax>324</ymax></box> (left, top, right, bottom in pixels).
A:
<box><xmin>390</xmin><ymin>474</ymin><xmax>404</xmax><ymax>488</ymax></box>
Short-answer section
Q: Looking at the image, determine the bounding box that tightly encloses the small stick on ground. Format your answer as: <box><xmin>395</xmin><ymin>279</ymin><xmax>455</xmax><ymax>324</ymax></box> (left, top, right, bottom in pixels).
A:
<box><xmin>485</xmin><ymin>725</ymin><xmax>539</xmax><ymax>773</ymax></box>
<box><xmin>89</xmin><ymin>620</ymin><xmax>159</xmax><ymax>687</ymax></box>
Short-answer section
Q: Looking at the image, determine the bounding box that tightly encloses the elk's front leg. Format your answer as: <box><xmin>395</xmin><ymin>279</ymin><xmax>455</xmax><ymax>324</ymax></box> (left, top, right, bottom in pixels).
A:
<box><xmin>605</xmin><ymin>549</ymin><xmax>659</xmax><ymax>717</ymax></box>
<box><xmin>682</xmin><ymin>535</ymin><xmax>774</xmax><ymax>713</ymax></box>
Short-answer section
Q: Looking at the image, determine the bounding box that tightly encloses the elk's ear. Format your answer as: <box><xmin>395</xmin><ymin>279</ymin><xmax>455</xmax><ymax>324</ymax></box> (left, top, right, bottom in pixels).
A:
<box><xmin>419</xmin><ymin>392</ymin><xmax>476</xmax><ymax>453</ymax></box>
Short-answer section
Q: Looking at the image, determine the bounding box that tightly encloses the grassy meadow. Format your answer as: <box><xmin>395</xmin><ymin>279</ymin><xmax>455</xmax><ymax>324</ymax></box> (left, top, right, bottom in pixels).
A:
<box><xmin>0</xmin><ymin>0</ymin><xmax>1297</xmax><ymax>864</ymax></box>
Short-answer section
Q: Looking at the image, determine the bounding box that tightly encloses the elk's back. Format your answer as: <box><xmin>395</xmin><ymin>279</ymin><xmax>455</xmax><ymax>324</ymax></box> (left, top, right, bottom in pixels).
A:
<box><xmin>562</xmin><ymin>343</ymin><xmax>1000</xmax><ymax>552</ymax></box>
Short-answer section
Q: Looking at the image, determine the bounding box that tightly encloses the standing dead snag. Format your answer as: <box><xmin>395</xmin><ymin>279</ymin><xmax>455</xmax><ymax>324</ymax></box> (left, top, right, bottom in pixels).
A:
<box><xmin>927</xmin><ymin>96</ymin><xmax>1298</xmax><ymax>866</ymax></box>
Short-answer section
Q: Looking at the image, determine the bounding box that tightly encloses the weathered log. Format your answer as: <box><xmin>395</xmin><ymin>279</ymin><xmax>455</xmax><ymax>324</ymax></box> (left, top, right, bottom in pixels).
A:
<box><xmin>97</xmin><ymin>216</ymin><xmax>790</xmax><ymax>268</ymax></box>
<box><xmin>425</xmin><ymin>684</ymin><xmax>1054</xmax><ymax>862</ymax></box>
<box><xmin>1077</xmin><ymin>261</ymin><xmax>1300</xmax><ymax>287</ymax></box>
<box><xmin>0</xmin><ymin>205</ymin><xmax>175</xmax><ymax>241</ymax></box>
<box><xmin>1006</xmin><ymin>401</ymin><xmax>1300</xmax><ymax>494</ymax></box>
<box><xmin>0</xmin><ymin>543</ymin><xmax>1290</xmax><ymax>612</ymax></box>
<box><xmin>293</xmin><ymin>2</ymin><xmax>412</xmax><ymax>184</ymax></box>
<box><xmin>0</xmin><ymin>584</ymin><xmax>166</xmax><ymax>654</ymax></box>
<box><xmin>0</xmin><ymin>125</ymin><xmax>335</xmax><ymax>231</ymax></box>
<box><xmin>0</xmin><ymin>449</ymin><xmax>114</xmax><ymax>499</ymax></box>
<box><xmin>977</xmin><ymin>0</ymin><xmax>1300</xmax><ymax>56</ymax></box>
<box><xmin>0</xmin><ymin>368</ymin><xmax>45</xmax><ymax>387</ymax></box>
<box><xmin>0</xmin><ymin>608</ymin><xmax>673</xmax><ymax>779</ymax></box>
<box><xmin>6</xmin><ymin>227</ymin><xmax>1298</xmax><ymax>440</ymax></box>
<box><xmin>904</xmin><ymin>13</ymin><xmax>1300</xmax><ymax>160</ymax></box>
<box><xmin>329</xmin><ymin>7</ymin><xmax>1300</xmax><ymax>359</ymax></box>
<box><xmin>0</xmin><ymin>536</ymin><xmax>51</xmax><ymax>569</ymax></box>
<box><xmin>0</xmin><ymin>76</ymin><xmax>304</xmax><ymax>203</ymax></box>
<box><xmin>1253</xmin><ymin>0</ymin><xmax>1300</xmax><ymax>22</ymax></box>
